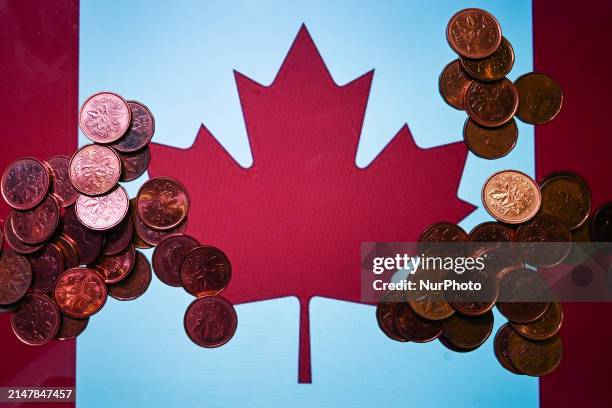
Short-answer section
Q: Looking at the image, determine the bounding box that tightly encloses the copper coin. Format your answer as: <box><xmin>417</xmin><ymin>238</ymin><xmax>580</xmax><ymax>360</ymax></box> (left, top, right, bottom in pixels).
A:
<box><xmin>516</xmin><ymin>214</ymin><xmax>571</xmax><ymax>267</ymax></box>
<box><xmin>463</xmin><ymin>118</ymin><xmax>518</xmax><ymax>160</ymax></box>
<box><xmin>110</xmin><ymin>100</ymin><xmax>155</xmax><ymax>153</ymax></box>
<box><xmin>515</xmin><ymin>73</ymin><xmax>563</xmax><ymax>124</ymax></box>
<box><xmin>460</xmin><ymin>37</ymin><xmax>514</xmax><ymax>81</ymax></box>
<box><xmin>540</xmin><ymin>172</ymin><xmax>591</xmax><ymax>230</ymax></box>
<box><xmin>181</xmin><ymin>246</ymin><xmax>231</xmax><ymax>297</ymax></box>
<box><xmin>508</xmin><ymin>331</ymin><xmax>562</xmax><ymax>376</ymax></box>
<box><xmin>3</xmin><ymin>216</ymin><xmax>43</xmax><ymax>254</ymax></box>
<box><xmin>79</xmin><ymin>91</ymin><xmax>131</xmax><ymax>143</ymax></box>
<box><xmin>394</xmin><ymin>301</ymin><xmax>442</xmax><ymax>343</ymax></box>
<box><xmin>137</xmin><ymin>176</ymin><xmax>190</xmax><ymax>230</ymax></box>
<box><xmin>101</xmin><ymin>215</ymin><xmax>133</xmax><ymax>256</ymax></box>
<box><xmin>130</xmin><ymin>198</ymin><xmax>187</xmax><ymax>246</ymax></box>
<box><xmin>438</xmin><ymin>334</ymin><xmax>479</xmax><ymax>353</ymax></box>
<box><xmin>152</xmin><ymin>234</ymin><xmax>200</xmax><ymax>287</ymax></box>
<box><xmin>417</xmin><ymin>222</ymin><xmax>467</xmax><ymax>256</ymax></box>
<box><xmin>132</xmin><ymin>227</ymin><xmax>153</xmax><ymax>249</ymax></box>
<box><xmin>446</xmin><ymin>8</ymin><xmax>502</xmax><ymax>59</ymax></box>
<box><xmin>1</xmin><ymin>157</ymin><xmax>50</xmax><ymax>210</ymax></box>
<box><xmin>465</xmin><ymin>78</ymin><xmax>519</xmax><ymax>127</ymax></box>
<box><xmin>60</xmin><ymin>206</ymin><xmax>103</xmax><ymax>265</ymax></box>
<box><xmin>497</xmin><ymin>268</ymin><xmax>549</xmax><ymax>323</ymax></box>
<box><xmin>0</xmin><ymin>224</ymin><xmax>3</xmax><ymax>250</ymax></box>
<box><xmin>591</xmin><ymin>201</ymin><xmax>612</xmax><ymax>244</ymax></box>
<box><xmin>117</xmin><ymin>146</ymin><xmax>150</xmax><ymax>182</ymax></box>
<box><xmin>439</xmin><ymin>59</ymin><xmax>473</xmax><ymax>110</ymax></box>
<box><xmin>45</xmin><ymin>155</ymin><xmax>78</xmax><ymax>207</ymax></box>
<box><xmin>56</xmin><ymin>314</ymin><xmax>89</xmax><ymax>341</ymax></box>
<box><xmin>482</xmin><ymin>170</ymin><xmax>541</xmax><ymax>224</ymax></box>
<box><xmin>75</xmin><ymin>185</ymin><xmax>129</xmax><ymax>231</ymax></box>
<box><xmin>375</xmin><ymin>291</ymin><xmax>407</xmax><ymax>342</ymax></box>
<box><xmin>494</xmin><ymin>323</ymin><xmax>524</xmax><ymax>374</ymax></box>
<box><xmin>447</xmin><ymin>269</ymin><xmax>498</xmax><ymax>316</ymax></box>
<box><xmin>512</xmin><ymin>302</ymin><xmax>563</xmax><ymax>341</ymax></box>
<box><xmin>10</xmin><ymin>293</ymin><xmax>60</xmax><ymax>346</ymax></box>
<box><xmin>441</xmin><ymin>310</ymin><xmax>493</xmax><ymax>350</ymax></box>
<box><xmin>10</xmin><ymin>195</ymin><xmax>60</xmax><ymax>244</ymax></box>
<box><xmin>468</xmin><ymin>221</ymin><xmax>515</xmax><ymax>252</ymax></box>
<box><xmin>0</xmin><ymin>250</ymin><xmax>32</xmax><ymax>305</ymax></box>
<box><xmin>476</xmin><ymin>246</ymin><xmax>523</xmax><ymax>278</ymax></box>
<box><xmin>28</xmin><ymin>243</ymin><xmax>65</xmax><ymax>294</ymax></box>
<box><xmin>108</xmin><ymin>250</ymin><xmax>152</xmax><ymax>301</ymax></box>
<box><xmin>408</xmin><ymin>267</ymin><xmax>455</xmax><ymax>320</ymax></box>
<box><xmin>55</xmin><ymin>235</ymin><xmax>80</xmax><ymax>268</ymax></box>
<box><xmin>93</xmin><ymin>243</ymin><xmax>135</xmax><ymax>284</ymax></box>
<box><xmin>184</xmin><ymin>295</ymin><xmax>237</xmax><ymax>348</ymax></box>
<box><xmin>54</xmin><ymin>267</ymin><xmax>108</xmax><ymax>318</ymax></box>
<box><xmin>69</xmin><ymin>144</ymin><xmax>122</xmax><ymax>196</ymax></box>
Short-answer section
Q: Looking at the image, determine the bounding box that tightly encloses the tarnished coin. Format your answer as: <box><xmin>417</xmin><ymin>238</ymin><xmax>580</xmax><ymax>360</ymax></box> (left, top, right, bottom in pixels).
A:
<box><xmin>508</xmin><ymin>331</ymin><xmax>563</xmax><ymax>376</ymax></box>
<box><xmin>516</xmin><ymin>214</ymin><xmax>571</xmax><ymax>267</ymax></box>
<box><xmin>69</xmin><ymin>144</ymin><xmax>122</xmax><ymax>196</ymax></box>
<box><xmin>137</xmin><ymin>176</ymin><xmax>190</xmax><ymax>230</ymax></box>
<box><xmin>515</xmin><ymin>73</ymin><xmax>563</xmax><ymax>124</ymax></box>
<box><xmin>497</xmin><ymin>268</ymin><xmax>549</xmax><ymax>323</ymax></box>
<box><xmin>93</xmin><ymin>244</ymin><xmax>135</xmax><ymax>284</ymax></box>
<box><xmin>540</xmin><ymin>172</ymin><xmax>591</xmax><ymax>230</ymax></box>
<box><xmin>590</xmin><ymin>202</ymin><xmax>612</xmax><ymax>243</ymax></box>
<box><xmin>110</xmin><ymin>101</ymin><xmax>155</xmax><ymax>152</ymax></box>
<box><xmin>28</xmin><ymin>243</ymin><xmax>65</xmax><ymax>294</ymax></box>
<box><xmin>394</xmin><ymin>301</ymin><xmax>442</xmax><ymax>343</ymax></box>
<box><xmin>54</xmin><ymin>267</ymin><xmax>108</xmax><ymax>318</ymax></box>
<box><xmin>447</xmin><ymin>269</ymin><xmax>498</xmax><ymax>316</ymax></box>
<box><xmin>1</xmin><ymin>157</ymin><xmax>50</xmax><ymax>210</ymax></box>
<box><xmin>60</xmin><ymin>206</ymin><xmax>103</xmax><ymax>265</ymax></box>
<box><xmin>10</xmin><ymin>195</ymin><xmax>60</xmax><ymax>244</ymax></box>
<box><xmin>482</xmin><ymin>170</ymin><xmax>541</xmax><ymax>224</ymax></box>
<box><xmin>152</xmin><ymin>234</ymin><xmax>200</xmax><ymax>287</ymax></box>
<box><xmin>409</xmin><ymin>267</ymin><xmax>455</xmax><ymax>321</ymax></box>
<box><xmin>417</xmin><ymin>222</ymin><xmax>467</xmax><ymax>256</ymax></box>
<box><xmin>375</xmin><ymin>291</ymin><xmax>408</xmax><ymax>342</ymax></box>
<box><xmin>512</xmin><ymin>302</ymin><xmax>563</xmax><ymax>341</ymax></box>
<box><xmin>45</xmin><ymin>155</ymin><xmax>78</xmax><ymax>207</ymax></box>
<box><xmin>441</xmin><ymin>310</ymin><xmax>493</xmax><ymax>350</ymax></box>
<box><xmin>101</xmin><ymin>216</ymin><xmax>133</xmax><ymax>256</ymax></box>
<box><xmin>468</xmin><ymin>221</ymin><xmax>515</xmax><ymax>253</ymax></box>
<box><xmin>439</xmin><ymin>60</ymin><xmax>473</xmax><ymax>110</ymax></box>
<box><xmin>130</xmin><ymin>198</ymin><xmax>187</xmax><ymax>246</ymax></box>
<box><xmin>117</xmin><ymin>146</ymin><xmax>150</xmax><ymax>182</ymax></box>
<box><xmin>3</xmin><ymin>216</ymin><xmax>43</xmax><ymax>254</ymax></box>
<box><xmin>79</xmin><ymin>91</ymin><xmax>131</xmax><ymax>143</ymax></box>
<box><xmin>181</xmin><ymin>246</ymin><xmax>231</xmax><ymax>297</ymax></box>
<box><xmin>75</xmin><ymin>185</ymin><xmax>129</xmax><ymax>231</ymax></box>
<box><xmin>10</xmin><ymin>293</ymin><xmax>60</xmax><ymax>346</ymax></box>
<box><xmin>461</xmin><ymin>37</ymin><xmax>514</xmax><ymax>81</ymax></box>
<box><xmin>108</xmin><ymin>250</ymin><xmax>152</xmax><ymax>301</ymax></box>
<box><xmin>494</xmin><ymin>323</ymin><xmax>524</xmax><ymax>374</ymax></box>
<box><xmin>56</xmin><ymin>315</ymin><xmax>89</xmax><ymax>341</ymax></box>
<box><xmin>463</xmin><ymin>118</ymin><xmax>518</xmax><ymax>160</ymax></box>
<box><xmin>0</xmin><ymin>250</ymin><xmax>32</xmax><ymax>305</ymax></box>
<box><xmin>446</xmin><ymin>8</ymin><xmax>502</xmax><ymax>59</ymax></box>
<box><xmin>465</xmin><ymin>78</ymin><xmax>519</xmax><ymax>127</ymax></box>
<box><xmin>184</xmin><ymin>295</ymin><xmax>237</xmax><ymax>348</ymax></box>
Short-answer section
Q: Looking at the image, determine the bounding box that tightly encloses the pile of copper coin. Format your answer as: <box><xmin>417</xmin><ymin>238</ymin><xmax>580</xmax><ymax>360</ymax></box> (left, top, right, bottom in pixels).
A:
<box><xmin>0</xmin><ymin>91</ymin><xmax>237</xmax><ymax>348</ymax></box>
<box><xmin>377</xmin><ymin>168</ymin><xmax>612</xmax><ymax>376</ymax></box>
<box><xmin>440</xmin><ymin>8</ymin><xmax>563</xmax><ymax>159</ymax></box>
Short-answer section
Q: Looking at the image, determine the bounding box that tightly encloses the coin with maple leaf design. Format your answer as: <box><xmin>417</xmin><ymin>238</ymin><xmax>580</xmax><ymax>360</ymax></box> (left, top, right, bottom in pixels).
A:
<box><xmin>181</xmin><ymin>246</ymin><xmax>231</xmax><ymax>297</ymax></box>
<box><xmin>93</xmin><ymin>244</ymin><xmax>135</xmax><ymax>284</ymax></box>
<box><xmin>446</xmin><ymin>8</ymin><xmax>502</xmax><ymax>59</ymax></box>
<box><xmin>441</xmin><ymin>310</ymin><xmax>493</xmax><ymax>350</ymax></box>
<box><xmin>393</xmin><ymin>300</ymin><xmax>442</xmax><ymax>343</ymax></box>
<box><xmin>482</xmin><ymin>170</ymin><xmax>541</xmax><ymax>224</ymax></box>
<box><xmin>56</xmin><ymin>315</ymin><xmax>89</xmax><ymax>341</ymax></box>
<box><xmin>496</xmin><ymin>268</ymin><xmax>549</xmax><ymax>323</ymax></box>
<box><xmin>108</xmin><ymin>250</ymin><xmax>151</xmax><ymax>301</ymax></box>
<box><xmin>75</xmin><ymin>185</ymin><xmax>129</xmax><ymax>231</ymax></box>
<box><xmin>511</xmin><ymin>301</ymin><xmax>563</xmax><ymax>341</ymax></box>
<box><xmin>101</xmin><ymin>215</ymin><xmax>133</xmax><ymax>256</ymax></box>
<box><xmin>539</xmin><ymin>171</ymin><xmax>591</xmax><ymax>230</ymax></box>
<box><xmin>439</xmin><ymin>59</ymin><xmax>473</xmax><ymax>110</ymax></box>
<box><xmin>3</xmin><ymin>216</ymin><xmax>44</xmax><ymax>254</ymax></box>
<box><xmin>117</xmin><ymin>146</ymin><xmax>150</xmax><ymax>182</ymax></box>
<box><xmin>184</xmin><ymin>295</ymin><xmax>237</xmax><ymax>348</ymax></box>
<box><xmin>0</xmin><ymin>250</ymin><xmax>32</xmax><ymax>305</ymax></box>
<box><xmin>508</xmin><ymin>331</ymin><xmax>562</xmax><ymax>376</ymax></box>
<box><xmin>1</xmin><ymin>157</ymin><xmax>50</xmax><ymax>210</ymax></box>
<box><xmin>467</xmin><ymin>221</ymin><xmax>515</xmax><ymax>253</ymax></box>
<box><xmin>460</xmin><ymin>37</ymin><xmax>514</xmax><ymax>82</ymax></box>
<box><xmin>516</xmin><ymin>214</ymin><xmax>571</xmax><ymax>267</ymax></box>
<box><xmin>494</xmin><ymin>323</ymin><xmax>524</xmax><ymax>374</ymax></box>
<box><xmin>10</xmin><ymin>293</ymin><xmax>60</xmax><ymax>346</ymax></box>
<box><xmin>465</xmin><ymin>78</ymin><xmax>519</xmax><ymax>127</ymax></box>
<box><xmin>10</xmin><ymin>195</ymin><xmax>60</xmax><ymax>244</ymax></box>
<box><xmin>463</xmin><ymin>118</ymin><xmax>518</xmax><ymax>160</ymax></box>
<box><xmin>28</xmin><ymin>242</ymin><xmax>65</xmax><ymax>294</ymax></box>
<box><xmin>60</xmin><ymin>206</ymin><xmax>103</xmax><ymax>264</ymax></box>
<box><xmin>69</xmin><ymin>144</ymin><xmax>122</xmax><ymax>196</ymax></box>
<box><xmin>137</xmin><ymin>176</ymin><xmax>190</xmax><ymax>230</ymax></box>
<box><xmin>375</xmin><ymin>291</ymin><xmax>408</xmax><ymax>342</ymax></box>
<box><xmin>515</xmin><ymin>73</ymin><xmax>563</xmax><ymax>125</ymax></box>
<box><xmin>79</xmin><ymin>91</ymin><xmax>131</xmax><ymax>143</ymax></box>
<box><xmin>45</xmin><ymin>155</ymin><xmax>78</xmax><ymax>207</ymax></box>
<box><xmin>130</xmin><ymin>198</ymin><xmax>187</xmax><ymax>246</ymax></box>
<box><xmin>54</xmin><ymin>267</ymin><xmax>108</xmax><ymax>318</ymax></box>
<box><xmin>110</xmin><ymin>100</ymin><xmax>155</xmax><ymax>153</ymax></box>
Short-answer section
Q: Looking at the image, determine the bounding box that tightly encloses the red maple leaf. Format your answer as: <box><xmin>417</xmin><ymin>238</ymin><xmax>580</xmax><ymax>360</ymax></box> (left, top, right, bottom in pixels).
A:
<box><xmin>148</xmin><ymin>26</ymin><xmax>474</xmax><ymax>383</ymax></box>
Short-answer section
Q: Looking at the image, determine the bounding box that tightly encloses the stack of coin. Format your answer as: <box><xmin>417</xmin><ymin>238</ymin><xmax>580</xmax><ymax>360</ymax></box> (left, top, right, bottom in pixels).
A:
<box><xmin>441</xmin><ymin>8</ymin><xmax>563</xmax><ymax>159</ymax></box>
<box><xmin>150</xmin><ymin>228</ymin><xmax>237</xmax><ymax>348</ymax></box>
<box><xmin>0</xmin><ymin>91</ymin><xmax>159</xmax><ymax>344</ymax></box>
